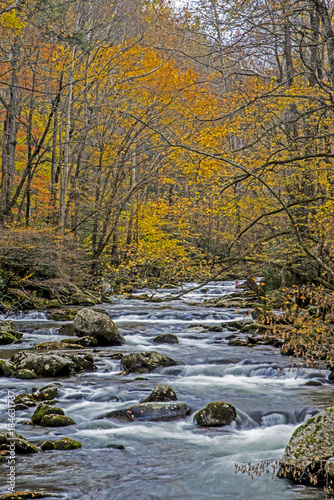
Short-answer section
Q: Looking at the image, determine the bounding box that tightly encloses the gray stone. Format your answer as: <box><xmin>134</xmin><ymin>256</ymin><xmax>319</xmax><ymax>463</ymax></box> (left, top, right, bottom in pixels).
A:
<box><xmin>194</xmin><ymin>401</ymin><xmax>237</xmax><ymax>427</ymax></box>
<box><xmin>278</xmin><ymin>408</ymin><xmax>334</xmax><ymax>486</ymax></box>
<box><xmin>105</xmin><ymin>402</ymin><xmax>191</xmax><ymax>422</ymax></box>
<box><xmin>72</xmin><ymin>308</ymin><xmax>125</xmax><ymax>346</ymax></box>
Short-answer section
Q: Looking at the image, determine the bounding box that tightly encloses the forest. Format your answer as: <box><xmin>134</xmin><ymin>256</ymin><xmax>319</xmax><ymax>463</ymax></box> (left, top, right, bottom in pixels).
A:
<box><xmin>1</xmin><ymin>0</ymin><xmax>334</xmax><ymax>296</ymax></box>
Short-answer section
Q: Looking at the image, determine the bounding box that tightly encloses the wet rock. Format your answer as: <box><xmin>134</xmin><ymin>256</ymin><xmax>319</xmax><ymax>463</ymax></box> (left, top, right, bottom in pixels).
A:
<box><xmin>240</xmin><ymin>323</ymin><xmax>268</xmax><ymax>334</ymax></box>
<box><xmin>32</xmin><ymin>404</ymin><xmax>65</xmax><ymax>425</ymax></box>
<box><xmin>11</xmin><ymin>350</ymin><xmax>96</xmax><ymax>378</ymax></box>
<box><xmin>153</xmin><ymin>334</ymin><xmax>179</xmax><ymax>344</ymax></box>
<box><xmin>37</xmin><ymin>385</ymin><xmax>58</xmax><ymax>401</ymax></box>
<box><xmin>40</xmin><ymin>414</ymin><xmax>76</xmax><ymax>426</ymax></box>
<box><xmin>0</xmin><ymin>359</ymin><xmax>16</xmax><ymax>377</ymax></box>
<box><xmin>70</xmin><ymin>352</ymin><xmax>96</xmax><ymax>372</ymax></box>
<box><xmin>0</xmin><ymin>430</ymin><xmax>39</xmax><ymax>454</ymax></box>
<box><xmin>0</xmin><ymin>320</ymin><xmax>23</xmax><ymax>345</ymax></box>
<box><xmin>54</xmin><ymin>437</ymin><xmax>82</xmax><ymax>449</ymax></box>
<box><xmin>141</xmin><ymin>384</ymin><xmax>178</xmax><ymax>403</ymax></box>
<box><xmin>15</xmin><ymin>352</ymin><xmax>75</xmax><ymax>377</ymax></box>
<box><xmin>15</xmin><ymin>369</ymin><xmax>38</xmax><ymax>379</ymax></box>
<box><xmin>14</xmin><ymin>393</ymin><xmax>37</xmax><ymax>410</ymax></box>
<box><xmin>121</xmin><ymin>351</ymin><xmax>177</xmax><ymax>373</ymax></box>
<box><xmin>228</xmin><ymin>338</ymin><xmax>248</xmax><ymax>346</ymax></box>
<box><xmin>72</xmin><ymin>308</ymin><xmax>125</xmax><ymax>346</ymax></box>
<box><xmin>105</xmin><ymin>402</ymin><xmax>191</xmax><ymax>422</ymax></box>
<box><xmin>60</xmin><ymin>336</ymin><xmax>98</xmax><ymax>347</ymax></box>
<box><xmin>194</xmin><ymin>402</ymin><xmax>237</xmax><ymax>427</ymax></box>
<box><xmin>40</xmin><ymin>440</ymin><xmax>55</xmax><ymax>450</ymax></box>
<box><xmin>278</xmin><ymin>407</ymin><xmax>334</xmax><ymax>486</ymax></box>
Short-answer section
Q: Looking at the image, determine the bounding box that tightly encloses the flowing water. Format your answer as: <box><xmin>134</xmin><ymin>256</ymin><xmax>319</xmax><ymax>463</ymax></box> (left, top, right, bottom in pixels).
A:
<box><xmin>0</xmin><ymin>281</ymin><xmax>332</xmax><ymax>499</ymax></box>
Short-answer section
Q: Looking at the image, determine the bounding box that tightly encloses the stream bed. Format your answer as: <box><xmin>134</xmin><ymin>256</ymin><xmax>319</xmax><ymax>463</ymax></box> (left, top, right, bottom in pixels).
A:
<box><xmin>0</xmin><ymin>281</ymin><xmax>332</xmax><ymax>499</ymax></box>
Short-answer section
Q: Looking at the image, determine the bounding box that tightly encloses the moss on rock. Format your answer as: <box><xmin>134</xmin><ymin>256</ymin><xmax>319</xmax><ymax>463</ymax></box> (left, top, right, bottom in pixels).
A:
<box><xmin>194</xmin><ymin>402</ymin><xmax>237</xmax><ymax>427</ymax></box>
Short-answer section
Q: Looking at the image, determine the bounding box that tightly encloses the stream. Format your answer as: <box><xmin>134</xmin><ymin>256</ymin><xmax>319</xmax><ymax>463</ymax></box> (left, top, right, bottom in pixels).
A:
<box><xmin>0</xmin><ymin>281</ymin><xmax>332</xmax><ymax>499</ymax></box>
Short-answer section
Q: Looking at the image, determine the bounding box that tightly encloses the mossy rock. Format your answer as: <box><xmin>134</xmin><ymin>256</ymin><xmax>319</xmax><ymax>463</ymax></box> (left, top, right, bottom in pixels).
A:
<box><xmin>40</xmin><ymin>414</ymin><xmax>76</xmax><ymax>427</ymax></box>
<box><xmin>34</xmin><ymin>341</ymin><xmax>84</xmax><ymax>350</ymax></box>
<box><xmin>37</xmin><ymin>385</ymin><xmax>58</xmax><ymax>401</ymax></box>
<box><xmin>14</xmin><ymin>394</ymin><xmax>37</xmax><ymax>410</ymax></box>
<box><xmin>194</xmin><ymin>401</ymin><xmax>237</xmax><ymax>427</ymax></box>
<box><xmin>278</xmin><ymin>407</ymin><xmax>334</xmax><ymax>485</ymax></box>
<box><xmin>0</xmin><ymin>319</ymin><xmax>23</xmax><ymax>338</ymax></box>
<box><xmin>141</xmin><ymin>384</ymin><xmax>178</xmax><ymax>403</ymax></box>
<box><xmin>46</xmin><ymin>299</ymin><xmax>63</xmax><ymax>308</ymax></box>
<box><xmin>0</xmin><ymin>359</ymin><xmax>16</xmax><ymax>376</ymax></box>
<box><xmin>54</xmin><ymin>437</ymin><xmax>82</xmax><ymax>450</ymax></box>
<box><xmin>0</xmin><ymin>430</ymin><xmax>39</xmax><ymax>455</ymax></box>
<box><xmin>240</xmin><ymin>323</ymin><xmax>268</xmax><ymax>333</ymax></box>
<box><xmin>32</xmin><ymin>404</ymin><xmax>65</xmax><ymax>425</ymax></box>
<box><xmin>15</xmin><ymin>369</ymin><xmax>38</xmax><ymax>379</ymax></box>
<box><xmin>60</xmin><ymin>336</ymin><xmax>98</xmax><ymax>347</ymax></box>
<box><xmin>40</xmin><ymin>440</ymin><xmax>55</xmax><ymax>450</ymax></box>
<box><xmin>41</xmin><ymin>437</ymin><xmax>82</xmax><ymax>450</ymax></box>
<box><xmin>121</xmin><ymin>351</ymin><xmax>176</xmax><ymax>374</ymax></box>
<box><xmin>48</xmin><ymin>308</ymin><xmax>78</xmax><ymax>321</ymax></box>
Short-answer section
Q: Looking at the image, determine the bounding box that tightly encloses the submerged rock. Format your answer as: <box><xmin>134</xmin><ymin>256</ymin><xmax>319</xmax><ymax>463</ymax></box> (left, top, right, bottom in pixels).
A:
<box><xmin>106</xmin><ymin>402</ymin><xmax>191</xmax><ymax>422</ymax></box>
<box><xmin>278</xmin><ymin>407</ymin><xmax>334</xmax><ymax>487</ymax></box>
<box><xmin>194</xmin><ymin>402</ymin><xmax>237</xmax><ymax>427</ymax></box>
<box><xmin>72</xmin><ymin>308</ymin><xmax>125</xmax><ymax>346</ymax></box>
<box><xmin>0</xmin><ymin>430</ymin><xmax>39</xmax><ymax>454</ymax></box>
<box><xmin>54</xmin><ymin>437</ymin><xmax>82</xmax><ymax>449</ymax></box>
<box><xmin>41</xmin><ymin>437</ymin><xmax>81</xmax><ymax>450</ymax></box>
<box><xmin>141</xmin><ymin>384</ymin><xmax>178</xmax><ymax>403</ymax></box>
<box><xmin>121</xmin><ymin>351</ymin><xmax>177</xmax><ymax>373</ymax></box>
<box><xmin>153</xmin><ymin>334</ymin><xmax>179</xmax><ymax>344</ymax></box>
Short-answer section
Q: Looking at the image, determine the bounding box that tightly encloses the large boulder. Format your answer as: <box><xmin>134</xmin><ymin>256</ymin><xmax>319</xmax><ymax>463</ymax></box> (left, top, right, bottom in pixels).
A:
<box><xmin>121</xmin><ymin>351</ymin><xmax>177</xmax><ymax>373</ymax></box>
<box><xmin>15</xmin><ymin>352</ymin><xmax>75</xmax><ymax>377</ymax></box>
<box><xmin>105</xmin><ymin>402</ymin><xmax>191</xmax><ymax>422</ymax></box>
<box><xmin>194</xmin><ymin>402</ymin><xmax>237</xmax><ymax>427</ymax></box>
<box><xmin>72</xmin><ymin>308</ymin><xmax>125</xmax><ymax>346</ymax></box>
<box><xmin>278</xmin><ymin>407</ymin><xmax>334</xmax><ymax>487</ymax></box>
<box><xmin>10</xmin><ymin>350</ymin><xmax>96</xmax><ymax>378</ymax></box>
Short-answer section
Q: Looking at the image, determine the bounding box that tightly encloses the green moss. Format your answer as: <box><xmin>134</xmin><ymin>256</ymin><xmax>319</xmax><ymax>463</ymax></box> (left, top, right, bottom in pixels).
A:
<box><xmin>32</xmin><ymin>404</ymin><xmax>64</xmax><ymax>425</ymax></box>
<box><xmin>40</xmin><ymin>414</ymin><xmax>76</xmax><ymax>427</ymax></box>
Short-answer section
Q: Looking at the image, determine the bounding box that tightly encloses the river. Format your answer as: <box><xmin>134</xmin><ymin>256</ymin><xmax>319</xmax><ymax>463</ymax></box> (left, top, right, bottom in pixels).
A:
<box><xmin>0</xmin><ymin>281</ymin><xmax>331</xmax><ymax>499</ymax></box>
